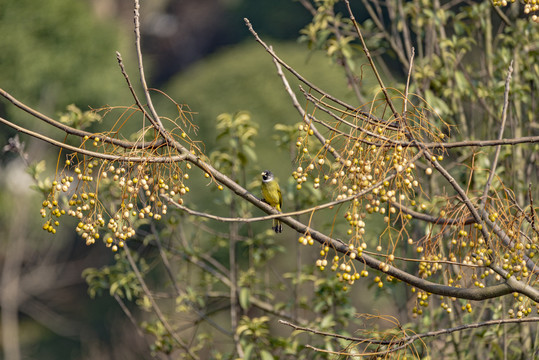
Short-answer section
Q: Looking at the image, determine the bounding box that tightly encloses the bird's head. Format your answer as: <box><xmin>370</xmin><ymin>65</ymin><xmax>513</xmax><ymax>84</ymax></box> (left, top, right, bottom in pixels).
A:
<box><xmin>261</xmin><ymin>170</ymin><xmax>274</xmax><ymax>183</ymax></box>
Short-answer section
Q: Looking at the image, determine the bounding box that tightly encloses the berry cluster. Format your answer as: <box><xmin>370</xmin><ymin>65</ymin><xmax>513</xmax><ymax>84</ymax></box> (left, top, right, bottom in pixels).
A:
<box><xmin>493</xmin><ymin>0</ymin><xmax>539</xmax><ymax>22</ymax></box>
<box><xmin>293</xmin><ymin>111</ymin><xmax>436</xmax><ymax>286</ymax></box>
<box><xmin>290</xmin><ymin>95</ymin><xmax>539</xmax><ymax>318</ymax></box>
<box><xmin>40</xmin><ymin>156</ymin><xmax>192</xmax><ymax>251</ymax></box>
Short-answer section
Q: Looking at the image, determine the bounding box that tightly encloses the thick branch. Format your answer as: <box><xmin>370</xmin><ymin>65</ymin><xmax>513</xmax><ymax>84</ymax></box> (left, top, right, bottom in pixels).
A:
<box><xmin>179</xmin><ymin>151</ymin><xmax>533</xmax><ymax>301</ymax></box>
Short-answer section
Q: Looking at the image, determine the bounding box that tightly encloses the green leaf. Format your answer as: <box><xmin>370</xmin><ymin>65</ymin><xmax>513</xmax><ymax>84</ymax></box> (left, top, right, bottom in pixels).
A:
<box><xmin>110</xmin><ymin>281</ymin><xmax>119</xmax><ymax>296</ymax></box>
<box><xmin>241</xmin><ymin>145</ymin><xmax>257</xmax><ymax>163</ymax></box>
<box><xmin>236</xmin><ymin>324</ymin><xmax>250</xmax><ymax>336</ymax></box>
<box><xmin>319</xmin><ymin>314</ymin><xmax>335</xmax><ymax>329</ymax></box>
<box><xmin>243</xmin><ymin>343</ymin><xmax>254</xmax><ymax>360</ymax></box>
<box><xmin>425</xmin><ymin>89</ymin><xmax>451</xmax><ymax>117</ymax></box>
<box><xmin>455</xmin><ymin>70</ymin><xmax>468</xmax><ymax>94</ymax></box>
<box><xmin>260</xmin><ymin>350</ymin><xmax>274</xmax><ymax>360</ymax></box>
<box><xmin>239</xmin><ymin>288</ymin><xmax>251</xmax><ymax>310</ymax></box>
<box><xmin>125</xmin><ymin>287</ymin><xmax>132</xmax><ymax>301</ymax></box>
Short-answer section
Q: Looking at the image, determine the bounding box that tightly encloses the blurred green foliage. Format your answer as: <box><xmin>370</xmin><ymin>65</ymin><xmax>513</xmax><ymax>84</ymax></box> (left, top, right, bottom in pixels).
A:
<box><xmin>0</xmin><ymin>1</ymin><xmax>140</xmax><ymax>359</ymax></box>
<box><xmin>160</xmin><ymin>40</ymin><xmax>358</xmax><ymax>149</ymax></box>
<box><xmin>0</xmin><ymin>0</ymin><xmax>129</xmax><ymax>113</ymax></box>
<box><xmin>83</xmin><ymin>253</ymin><xmax>146</xmax><ymax>300</ymax></box>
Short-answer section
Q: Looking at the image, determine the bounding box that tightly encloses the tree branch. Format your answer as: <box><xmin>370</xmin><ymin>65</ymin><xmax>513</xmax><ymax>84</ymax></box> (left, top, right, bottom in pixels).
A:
<box><xmin>280</xmin><ymin>316</ymin><xmax>539</xmax><ymax>354</ymax></box>
<box><xmin>480</xmin><ymin>60</ymin><xmax>513</xmax><ymax>211</ymax></box>
<box><xmin>123</xmin><ymin>244</ymin><xmax>199</xmax><ymax>359</ymax></box>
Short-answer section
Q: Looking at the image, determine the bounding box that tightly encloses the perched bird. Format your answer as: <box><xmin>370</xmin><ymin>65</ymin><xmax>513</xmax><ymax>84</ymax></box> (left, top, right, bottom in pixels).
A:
<box><xmin>261</xmin><ymin>170</ymin><xmax>283</xmax><ymax>233</ymax></box>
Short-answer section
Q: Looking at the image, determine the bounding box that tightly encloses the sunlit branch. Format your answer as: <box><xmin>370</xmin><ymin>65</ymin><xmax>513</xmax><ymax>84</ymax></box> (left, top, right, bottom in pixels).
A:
<box><xmin>363</xmin><ymin>249</ymin><xmax>480</xmax><ymax>268</ymax></box>
<box><xmin>281</xmin><ymin>316</ymin><xmax>539</xmax><ymax>355</ymax></box>
<box><xmin>166</xmin><ymin>156</ymin><xmax>417</xmax><ymax>223</ymax></box>
<box><xmin>166</xmin><ymin>149</ymin><xmax>537</xmax><ymax>302</ymax></box>
<box><xmin>433</xmin><ymin>136</ymin><xmax>539</xmax><ymax>149</ymax></box>
<box><xmin>344</xmin><ymin>0</ymin><xmax>400</xmax><ymax>120</ymax></box>
<box><xmin>160</xmin><ymin>146</ymin><xmax>530</xmax><ymax>300</ymax></box>
<box><xmin>116</xmin><ymin>51</ymin><xmax>154</xmax><ymax>134</ymax></box>
<box><xmin>182</xmin><ymin>153</ymin><xmax>525</xmax><ymax>299</ymax></box>
<box><xmin>133</xmin><ymin>0</ymin><xmax>166</xmax><ymax>134</ymax></box>
<box><xmin>0</xmin><ymin>88</ymin><xmax>165</xmax><ymax>150</ymax></box>
<box><xmin>300</xmin><ymin>88</ymin><xmax>403</xmax><ymax>144</ymax></box>
<box><xmin>270</xmin><ymin>48</ymin><xmax>345</xmax><ymax>162</ymax></box>
<box><xmin>0</xmin><ymin>116</ymin><xmax>186</xmax><ymax>163</ymax></box>
<box><xmin>244</xmin><ymin>18</ymin><xmax>371</xmax><ymax>117</ymax></box>
<box><xmin>416</xmin><ymin>142</ymin><xmax>539</xmax><ymax>298</ymax></box>
<box><xmin>133</xmin><ymin>0</ymin><xmax>195</xmax><ymax>165</ymax></box>
<box><xmin>391</xmin><ymin>201</ymin><xmax>475</xmax><ymax>225</ymax></box>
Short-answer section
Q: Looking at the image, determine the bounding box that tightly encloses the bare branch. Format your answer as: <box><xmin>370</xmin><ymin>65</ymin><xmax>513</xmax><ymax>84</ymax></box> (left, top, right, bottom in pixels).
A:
<box><xmin>281</xmin><ymin>316</ymin><xmax>539</xmax><ymax>355</ymax></box>
<box><xmin>0</xmin><ymin>88</ymin><xmax>164</xmax><ymax>150</ymax></box>
<box><xmin>123</xmin><ymin>244</ymin><xmax>199</xmax><ymax>359</ymax></box>
<box><xmin>0</xmin><ymin>116</ymin><xmax>185</xmax><ymax>163</ymax></box>
<box><xmin>480</xmin><ymin>61</ymin><xmax>513</xmax><ymax>211</ymax></box>
<box><xmin>270</xmin><ymin>47</ymin><xmax>345</xmax><ymax>162</ymax></box>
<box><xmin>344</xmin><ymin>0</ymin><xmax>400</xmax><ymax>120</ymax></box>
<box><xmin>244</xmin><ymin>18</ymin><xmax>370</xmax><ymax>117</ymax></box>
<box><xmin>116</xmin><ymin>51</ymin><xmax>154</xmax><ymax>139</ymax></box>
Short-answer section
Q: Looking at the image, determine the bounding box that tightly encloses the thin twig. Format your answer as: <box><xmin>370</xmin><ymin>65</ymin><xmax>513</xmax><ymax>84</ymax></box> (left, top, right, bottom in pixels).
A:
<box><xmin>123</xmin><ymin>244</ymin><xmax>199</xmax><ymax>359</ymax></box>
<box><xmin>113</xmin><ymin>293</ymin><xmax>147</xmax><ymax>339</ymax></box>
<box><xmin>344</xmin><ymin>0</ymin><xmax>400</xmax><ymax>120</ymax></box>
<box><xmin>391</xmin><ymin>201</ymin><xmax>475</xmax><ymax>225</ymax></box>
<box><xmin>116</xmin><ymin>51</ymin><xmax>151</xmax><ymax>149</ymax></box>
<box><xmin>165</xmin><ymin>167</ymin><xmax>403</xmax><ymax>223</ymax></box>
<box><xmin>433</xmin><ymin>136</ymin><xmax>539</xmax><ymax>149</ymax></box>
<box><xmin>116</xmin><ymin>51</ymin><xmax>151</xmax><ymax>122</ymax></box>
<box><xmin>270</xmin><ymin>46</ymin><xmax>344</xmax><ymax>162</ymax></box>
<box><xmin>403</xmin><ymin>47</ymin><xmax>415</xmax><ymax>126</ymax></box>
<box><xmin>358</xmin><ymin>0</ymin><xmax>410</xmax><ymax>69</ymax></box>
<box><xmin>0</xmin><ymin>116</ymin><xmax>185</xmax><ymax>163</ymax></box>
<box><xmin>529</xmin><ymin>184</ymin><xmax>538</xmax><ymax>235</ymax></box>
<box><xmin>280</xmin><ymin>316</ymin><xmax>539</xmax><ymax>354</ymax></box>
<box><xmin>133</xmin><ymin>1</ymin><xmax>164</xmax><ymax>132</ymax></box>
<box><xmin>480</xmin><ymin>61</ymin><xmax>513</xmax><ymax>211</ymax></box>
<box><xmin>300</xmin><ymin>88</ymin><xmax>401</xmax><ymax>144</ymax></box>
<box><xmin>244</xmin><ymin>18</ymin><xmax>369</xmax><ymax>117</ymax></box>
<box><xmin>0</xmin><ymin>87</ymin><xmax>163</xmax><ymax>150</ymax></box>
<box><xmin>326</xmin><ymin>5</ymin><xmax>366</xmax><ymax>104</ymax></box>
<box><xmin>504</xmin><ymin>187</ymin><xmax>539</xmax><ymax>237</ymax></box>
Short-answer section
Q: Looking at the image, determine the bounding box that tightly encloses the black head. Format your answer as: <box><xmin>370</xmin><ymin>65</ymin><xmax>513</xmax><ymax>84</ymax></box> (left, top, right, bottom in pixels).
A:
<box><xmin>261</xmin><ymin>170</ymin><xmax>274</xmax><ymax>182</ymax></box>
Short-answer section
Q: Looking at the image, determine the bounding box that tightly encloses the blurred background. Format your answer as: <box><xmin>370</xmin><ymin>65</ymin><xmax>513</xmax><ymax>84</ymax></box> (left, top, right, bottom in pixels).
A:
<box><xmin>0</xmin><ymin>0</ymin><xmax>370</xmax><ymax>358</ymax></box>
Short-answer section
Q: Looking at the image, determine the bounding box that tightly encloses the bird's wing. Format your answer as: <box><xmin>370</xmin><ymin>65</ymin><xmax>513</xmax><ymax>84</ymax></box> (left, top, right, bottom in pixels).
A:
<box><xmin>278</xmin><ymin>186</ymin><xmax>282</xmax><ymax>210</ymax></box>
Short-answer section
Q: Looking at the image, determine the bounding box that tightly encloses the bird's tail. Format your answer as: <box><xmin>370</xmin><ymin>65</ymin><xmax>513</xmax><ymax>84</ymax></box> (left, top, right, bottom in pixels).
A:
<box><xmin>272</xmin><ymin>218</ymin><xmax>282</xmax><ymax>233</ymax></box>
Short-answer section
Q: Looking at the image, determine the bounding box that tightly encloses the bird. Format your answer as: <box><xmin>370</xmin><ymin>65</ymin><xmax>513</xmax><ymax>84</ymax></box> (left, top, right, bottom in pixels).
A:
<box><xmin>260</xmin><ymin>170</ymin><xmax>283</xmax><ymax>233</ymax></box>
